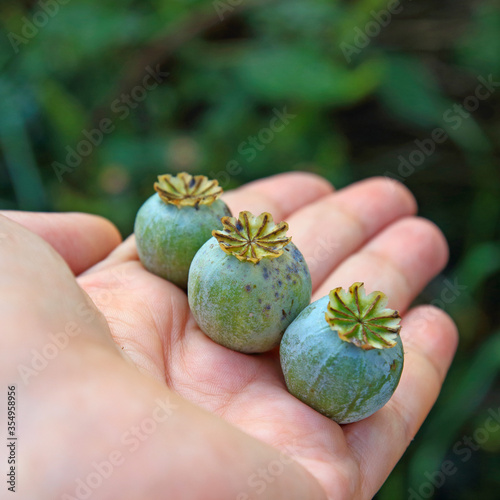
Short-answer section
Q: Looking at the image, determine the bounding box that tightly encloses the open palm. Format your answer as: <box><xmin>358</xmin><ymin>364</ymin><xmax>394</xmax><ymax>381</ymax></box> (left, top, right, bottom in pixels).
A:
<box><xmin>3</xmin><ymin>173</ymin><xmax>457</xmax><ymax>500</ymax></box>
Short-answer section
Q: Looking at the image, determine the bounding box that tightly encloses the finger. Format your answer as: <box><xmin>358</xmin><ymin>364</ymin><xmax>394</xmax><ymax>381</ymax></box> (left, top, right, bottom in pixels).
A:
<box><xmin>313</xmin><ymin>216</ymin><xmax>449</xmax><ymax>312</ymax></box>
<box><xmin>80</xmin><ymin>233</ymin><xmax>140</xmax><ymax>276</ymax></box>
<box><xmin>0</xmin><ymin>211</ymin><xmax>122</xmax><ymax>275</ymax></box>
<box><xmin>343</xmin><ymin>305</ymin><xmax>459</xmax><ymax>497</ymax></box>
<box><xmin>286</xmin><ymin>178</ymin><xmax>417</xmax><ymax>289</ymax></box>
<box><xmin>222</xmin><ymin>171</ymin><xmax>334</xmax><ymax>221</ymax></box>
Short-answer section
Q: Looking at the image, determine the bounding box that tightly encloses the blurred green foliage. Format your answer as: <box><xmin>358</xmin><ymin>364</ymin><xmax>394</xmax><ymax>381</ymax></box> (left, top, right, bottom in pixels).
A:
<box><xmin>1</xmin><ymin>0</ymin><xmax>499</xmax><ymax>498</ymax></box>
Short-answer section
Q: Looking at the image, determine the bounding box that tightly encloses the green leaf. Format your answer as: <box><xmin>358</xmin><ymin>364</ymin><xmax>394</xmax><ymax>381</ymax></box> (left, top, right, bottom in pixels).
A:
<box><xmin>36</xmin><ymin>79</ymin><xmax>87</xmax><ymax>147</ymax></box>
<box><xmin>455</xmin><ymin>3</ymin><xmax>500</xmax><ymax>76</ymax></box>
<box><xmin>0</xmin><ymin>82</ymin><xmax>48</xmax><ymax>210</ymax></box>
<box><xmin>236</xmin><ymin>45</ymin><xmax>384</xmax><ymax>104</ymax></box>
<box><xmin>378</xmin><ymin>55</ymin><xmax>447</xmax><ymax>128</ymax></box>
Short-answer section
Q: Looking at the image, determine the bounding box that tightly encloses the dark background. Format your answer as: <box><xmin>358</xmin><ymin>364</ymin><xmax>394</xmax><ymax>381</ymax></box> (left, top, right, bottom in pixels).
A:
<box><xmin>1</xmin><ymin>0</ymin><xmax>499</xmax><ymax>498</ymax></box>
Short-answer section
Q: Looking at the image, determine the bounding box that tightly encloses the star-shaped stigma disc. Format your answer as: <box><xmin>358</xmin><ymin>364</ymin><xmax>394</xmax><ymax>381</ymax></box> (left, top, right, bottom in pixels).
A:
<box><xmin>325</xmin><ymin>282</ymin><xmax>402</xmax><ymax>350</ymax></box>
<box><xmin>213</xmin><ymin>211</ymin><xmax>291</xmax><ymax>264</ymax></box>
<box><xmin>154</xmin><ymin>172</ymin><xmax>223</xmax><ymax>208</ymax></box>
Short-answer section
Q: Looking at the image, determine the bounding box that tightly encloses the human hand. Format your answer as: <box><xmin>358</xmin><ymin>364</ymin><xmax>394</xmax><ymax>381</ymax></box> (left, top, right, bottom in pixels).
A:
<box><xmin>1</xmin><ymin>173</ymin><xmax>458</xmax><ymax>500</ymax></box>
